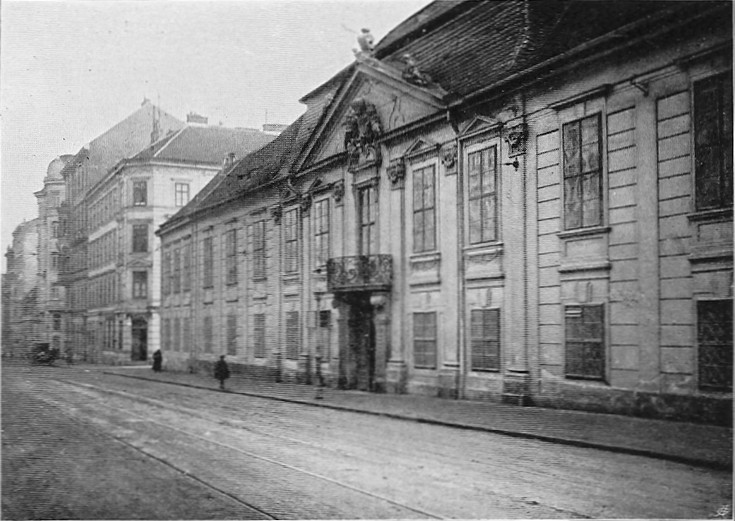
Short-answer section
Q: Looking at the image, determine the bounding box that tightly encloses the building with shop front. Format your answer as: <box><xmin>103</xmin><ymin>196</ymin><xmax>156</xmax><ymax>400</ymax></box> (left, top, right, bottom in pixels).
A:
<box><xmin>86</xmin><ymin>121</ymin><xmax>274</xmax><ymax>364</ymax></box>
<box><xmin>158</xmin><ymin>0</ymin><xmax>732</xmax><ymax>424</ymax></box>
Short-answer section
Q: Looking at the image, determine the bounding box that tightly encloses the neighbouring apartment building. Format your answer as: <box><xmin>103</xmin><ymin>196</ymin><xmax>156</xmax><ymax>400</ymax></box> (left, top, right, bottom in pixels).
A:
<box><xmin>156</xmin><ymin>0</ymin><xmax>731</xmax><ymax>424</ymax></box>
<box><xmin>85</xmin><ymin>122</ymin><xmax>274</xmax><ymax>364</ymax></box>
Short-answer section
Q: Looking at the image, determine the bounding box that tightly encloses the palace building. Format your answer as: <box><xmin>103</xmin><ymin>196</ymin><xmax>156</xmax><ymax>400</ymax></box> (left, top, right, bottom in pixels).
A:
<box><xmin>157</xmin><ymin>0</ymin><xmax>732</xmax><ymax>423</ymax></box>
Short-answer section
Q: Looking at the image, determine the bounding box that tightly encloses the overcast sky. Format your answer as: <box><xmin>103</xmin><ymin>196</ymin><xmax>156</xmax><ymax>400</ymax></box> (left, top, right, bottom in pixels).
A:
<box><xmin>1</xmin><ymin>0</ymin><xmax>431</xmax><ymax>270</ymax></box>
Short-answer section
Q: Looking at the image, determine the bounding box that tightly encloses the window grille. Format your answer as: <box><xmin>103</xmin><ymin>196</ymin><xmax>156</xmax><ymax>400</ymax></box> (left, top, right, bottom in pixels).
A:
<box><xmin>565</xmin><ymin>304</ymin><xmax>605</xmax><ymax>379</ymax></box>
<box><xmin>563</xmin><ymin>115</ymin><xmax>602</xmax><ymax>229</ymax></box>
<box><xmin>413</xmin><ymin>312</ymin><xmax>437</xmax><ymax>368</ymax></box>
<box><xmin>470</xmin><ymin>308</ymin><xmax>500</xmax><ymax>371</ymax></box>
<box><xmin>254</xmin><ymin>314</ymin><xmax>266</xmax><ymax>358</ymax></box>
<box><xmin>694</xmin><ymin>74</ymin><xmax>733</xmax><ymax>210</ymax></box>
<box><xmin>285</xmin><ymin>311</ymin><xmax>300</xmax><ymax>360</ymax></box>
<box><xmin>468</xmin><ymin>146</ymin><xmax>498</xmax><ymax>243</ymax></box>
<box><xmin>698</xmin><ymin>299</ymin><xmax>733</xmax><ymax>391</ymax></box>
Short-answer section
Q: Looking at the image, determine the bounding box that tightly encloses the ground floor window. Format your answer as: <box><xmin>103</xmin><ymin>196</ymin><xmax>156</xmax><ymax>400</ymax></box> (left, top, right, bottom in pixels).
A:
<box><xmin>227</xmin><ymin>314</ymin><xmax>237</xmax><ymax>355</ymax></box>
<box><xmin>254</xmin><ymin>314</ymin><xmax>266</xmax><ymax>358</ymax></box>
<box><xmin>698</xmin><ymin>299</ymin><xmax>733</xmax><ymax>391</ymax></box>
<box><xmin>203</xmin><ymin>316</ymin><xmax>213</xmax><ymax>353</ymax></box>
<box><xmin>174</xmin><ymin>318</ymin><xmax>181</xmax><ymax>352</ymax></box>
<box><xmin>470</xmin><ymin>308</ymin><xmax>500</xmax><ymax>371</ymax></box>
<box><xmin>285</xmin><ymin>311</ymin><xmax>300</xmax><ymax>360</ymax></box>
<box><xmin>413</xmin><ymin>312</ymin><xmax>437</xmax><ymax>369</ymax></box>
<box><xmin>564</xmin><ymin>304</ymin><xmax>605</xmax><ymax>380</ymax></box>
<box><xmin>163</xmin><ymin>319</ymin><xmax>171</xmax><ymax>352</ymax></box>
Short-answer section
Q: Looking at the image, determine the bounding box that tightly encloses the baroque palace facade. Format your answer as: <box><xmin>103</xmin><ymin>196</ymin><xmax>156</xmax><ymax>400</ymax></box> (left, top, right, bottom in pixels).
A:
<box><xmin>158</xmin><ymin>0</ymin><xmax>732</xmax><ymax>423</ymax></box>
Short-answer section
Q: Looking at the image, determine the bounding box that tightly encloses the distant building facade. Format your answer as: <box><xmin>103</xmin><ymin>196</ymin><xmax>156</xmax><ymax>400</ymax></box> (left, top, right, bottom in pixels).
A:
<box><xmin>158</xmin><ymin>0</ymin><xmax>732</xmax><ymax>424</ymax></box>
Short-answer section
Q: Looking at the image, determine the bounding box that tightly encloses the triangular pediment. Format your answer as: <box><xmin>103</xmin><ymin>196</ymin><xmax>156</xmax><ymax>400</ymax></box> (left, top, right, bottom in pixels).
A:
<box><xmin>458</xmin><ymin>116</ymin><xmax>502</xmax><ymax>139</ymax></box>
<box><xmin>127</xmin><ymin>257</ymin><xmax>152</xmax><ymax>268</ymax></box>
<box><xmin>403</xmin><ymin>138</ymin><xmax>440</xmax><ymax>159</ymax></box>
<box><xmin>297</xmin><ymin>61</ymin><xmax>449</xmax><ymax>173</ymax></box>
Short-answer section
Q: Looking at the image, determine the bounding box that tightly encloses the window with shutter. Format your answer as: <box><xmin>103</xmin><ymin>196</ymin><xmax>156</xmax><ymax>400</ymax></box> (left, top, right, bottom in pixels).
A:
<box><xmin>285</xmin><ymin>311</ymin><xmax>300</xmax><ymax>360</ymax></box>
<box><xmin>698</xmin><ymin>299</ymin><xmax>733</xmax><ymax>391</ymax></box>
<box><xmin>413</xmin><ymin>312</ymin><xmax>437</xmax><ymax>369</ymax></box>
<box><xmin>563</xmin><ymin>115</ymin><xmax>602</xmax><ymax>230</ymax></box>
<box><xmin>565</xmin><ymin>304</ymin><xmax>605</xmax><ymax>379</ymax></box>
<box><xmin>470</xmin><ymin>309</ymin><xmax>500</xmax><ymax>371</ymax></box>
<box><xmin>694</xmin><ymin>74</ymin><xmax>733</xmax><ymax>211</ymax></box>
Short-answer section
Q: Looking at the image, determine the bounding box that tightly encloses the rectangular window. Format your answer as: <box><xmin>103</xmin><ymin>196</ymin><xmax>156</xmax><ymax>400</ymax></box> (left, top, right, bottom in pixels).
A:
<box><xmin>174</xmin><ymin>318</ymin><xmax>181</xmax><ymax>352</ymax></box>
<box><xmin>254</xmin><ymin>314</ymin><xmax>266</xmax><ymax>358</ymax></box>
<box><xmin>358</xmin><ymin>185</ymin><xmax>377</xmax><ymax>255</ymax></box>
<box><xmin>467</xmin><ymin>146</ymin><xmax>498</xmax><ymax>243</ymax></box>
<box><xmin>563</xmin><ymin>114</ymin><xmax>602</xmax><ymax>230</ymax></box>
<box><xmin>162</xmin><ymin>250</ymin><xmax>171</xmax><ymax>295</ymax></box>
<box><xmin>698</xmin><ymin>299</ymin><xmax>733</xmax><ymax>391</ymax></box>
<box><xmin>253</xmin><ymin>221</ymin><xmax>266</xmax><ymax>279</ymax></box>
<box><xmin>164</xmin><ymin>319</ymin><xmax>171</xmax><ymax>352</ymax></box>
<box><xmin>285</xmin><ymin>311</ymin><xmax>300</xmax><ymax>360</ymax></box>
<box><xmin>173</xmin><ymin>247</ymin><xmax>181</xmax><ymax>293</ymax></box>
<box><xmin>51</xmin><ymin>221</ymin><xmax>59</xmax><ymax>238</ymax></box>
<box><xmin>132</xmin><ymin>271</ymin><xmax>148</xmax><ymax>299</ymax></box>
<box><xmin>284</xmin><ymin>209</ymin><xmax>299</xmax><ymax>273</ymax></box>
<box><xmin>694</xmin><ymin>74</ymin><xmax>733</xmax><ymax>210</ymax></box>
<box><xmin>314</xmin><ymin>199</ymin><xmax>330</xmax><ymax>267</ymax></box>
<box><xmin>203</xmin><ymin>316</ymin><xmax>213</xmax><ymax>353</ymax></box>
<box><xmin>413</xmin><ymin>312</ymin><xmax>437</xmax><ymax>369</ymax></box>
<box><xmin>182</xmin><ymin>242</ymin><xmax>192</xmax><ymax>292</ymax></box>
<box><xmin>133</xmin><ymin>180</ymin><xmax>147</xmax><ymax>206</ymax></box>
<box><xmin>225</xmin><ymin>229</ymin><xmax>238</xmax><ymax>284</ymax></box>
<box><xmin>413</xmin><ymin>164</ymin><xmax>436</xmax><ymax>252</ymax></box>
<box><xmin>132</xmin><ymin>224</ymin><xmax>148</xmax><ymax>253</ymax></box>
<box><xmin>202</xmin><ymin>237</ymin><xmax>214</xmax><ymax>288</ymax></box>
<box><xmin>226</xmin><ymin>314</ymin><xmax>237</xmax><ymax>355</ymax></box>
<box><xmin>470</xmin><ymin>309</ymin><xmax>500</xmax><ymax>371</ymax></box>
<box><xmin>51</xmin><ymin>254</ymin><xmax>59</xmax><ymax>270</ymax></box>
<box><xmin>565</xmin><ymin>304</ymin><xmax>605</xmax><ymax>380</ymax></box>
<box><xmin>175</xmin><ymin>183</ymin><xmax>190</xmax><ymax>207</ymax></box>
<box><xmin>182</xmin><ymin>319</ymin><xmax>191</xmax><ymax>354</ymax></box>
<box><xmin>53</xmin><ymin>314</ymin><xmax>61</xmax><ymax>331</ymax></box>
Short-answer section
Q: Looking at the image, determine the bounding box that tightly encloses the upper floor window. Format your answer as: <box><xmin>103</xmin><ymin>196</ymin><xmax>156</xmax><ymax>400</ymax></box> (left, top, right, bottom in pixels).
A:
<box><xmin>53</xmin><ymin>314</ymin><xmax>62</xmax><ymax>331</ymax></box>
<box><xmin>694</xmin><ymin>74</ymin><xmax>733</xmax><ymax>211</ymax></box>
<box><xmin>225</xmin><ymin>229</ymin><xmax>238</xmax><ymax>284</ymax></box>
<box><xmin>468</xmin><ymin>146</ymin><xmax>498</xmax><ymax>243</ymax></box>
<box><xmin>133</xmin><ymin>180</ymin><xmax>147</xmax><ymax>206</ymax></box>
<box><xmin>202</xmin><ymin>237</ymin><xmax>214</xmax><ymax>288</ymax></box>
<box><xmin>133</xmin><ymin>270</ymin><xmax>148</xmax><ymax>299</ymax></box>
<box><xmin>175</xmin><ymin>183</ymin><xmax>190</xmax><ymax>207</ymax></box>
<box><xmin>252</xmin><ymin>221</ymin><xmax>266</xmax><ymax>279</ymax></box>
<box><xmin>51</xmin><ymin>221</ymin><xmax>59</xmax><ymax>238</ymax></box>
<box><xmin>172</xmin><ymin>247</ymin><xmax>181</xmax><ymax>293</ymax></box>
<box><xmin>413</xmin><ymin>164</ymin><xmax>436</xmax><ymax>253</ymax></box>
<box><xmin>162</xmin><ymin>251</ymin><xmax>171</xmax><ymax>295</ymax></box>
<box><xmin>562</xmin><ymin>114</ymin><xmax>602</xmax><ymax>230</ymax></box>
<box><xmin>132</xmin><ymin>224</ymin><xmax>148</xmax><ymax>253</ymax></box>
<box><xmin>314</xmin><ymin>199</ymin><xmax>330</xmax><ymax>268</ymax></box>
<box><xmin>284</xmin><ymin>209</ymin><xmax>299</xmax><ymax>273</ymax></box>
<box><xmin>51</xmin><ymin>253</ymin><xmax>59</xmax><ymax>270</ymax></box>
<box><xmin>182</xmin><ymin>243</ymin><xmax>192</xmax><ymax>292</ymax></box>
<box><xmin>358</xmin><ymin>184</ymin><xmax>377</xmax><ymax>255</ymax></box>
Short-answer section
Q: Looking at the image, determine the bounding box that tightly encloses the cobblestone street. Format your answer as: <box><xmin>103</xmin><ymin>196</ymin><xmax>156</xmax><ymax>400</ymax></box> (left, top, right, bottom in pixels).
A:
<box><xmin>3</xmin><ymin>363</ymin><xmax>731</xmax><ymax>519</ymax></box>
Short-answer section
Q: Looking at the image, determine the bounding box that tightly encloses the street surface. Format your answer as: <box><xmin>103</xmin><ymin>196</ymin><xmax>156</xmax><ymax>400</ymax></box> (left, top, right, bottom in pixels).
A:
<box><xmin>2</xmin><ymin>363</ymin><xmax>732</xmax><ymax>519</ymax></box>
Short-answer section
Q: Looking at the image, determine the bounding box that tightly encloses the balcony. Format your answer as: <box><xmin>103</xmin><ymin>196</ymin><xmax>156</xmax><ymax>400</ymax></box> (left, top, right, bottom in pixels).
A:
<box><xmin>326</xmin><ymin>255</ymin><xmax>392</xmax><ymax>293</ymax></box>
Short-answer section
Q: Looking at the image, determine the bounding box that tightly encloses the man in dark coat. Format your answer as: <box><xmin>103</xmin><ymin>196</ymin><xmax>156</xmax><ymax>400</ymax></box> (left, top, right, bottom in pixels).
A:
<box><xmin>152</xmin><ymin>349</ymin><xmax>163</xmax><ymax>372</ymax></box>
<box><xmin>214</xmin><ymin>355</ymin><xmax>230</xmax><ymax>390</ymax></box>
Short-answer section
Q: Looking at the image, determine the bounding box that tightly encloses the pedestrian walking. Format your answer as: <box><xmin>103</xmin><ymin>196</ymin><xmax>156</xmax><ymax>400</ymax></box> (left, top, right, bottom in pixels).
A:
<box><xmin>152</xmin><ymin>349</ymin><xmax>163</xmax><ymax>372</ymax></box>
<box><xmin>214</xmin><ymin>355</ymin><xmax>230</xmax><ymax>390</ymax></box>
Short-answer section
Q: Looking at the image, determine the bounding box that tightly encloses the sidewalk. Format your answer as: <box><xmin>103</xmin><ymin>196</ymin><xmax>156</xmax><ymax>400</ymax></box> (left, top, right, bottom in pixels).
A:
<box><xmin>99</xmin><ymin>365</ymin><xmax>732</xmax><ymax>471</ymax></box>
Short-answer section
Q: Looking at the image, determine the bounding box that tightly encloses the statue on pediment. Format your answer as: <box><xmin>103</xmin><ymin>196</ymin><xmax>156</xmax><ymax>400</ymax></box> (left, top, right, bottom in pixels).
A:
<box><xmin>401</xmin><ymin>53</ymin><xmax>433</xmax><ymax>88</ymax></box>
<box><xmin>357</xmin><ymin>28</ymin><xmax>375</xmax><ymax>56</ymax></box>
<box><xmin>343</xmin><ymin>97</ymin><xmax>382</xmax><ymax>169</ymax></box>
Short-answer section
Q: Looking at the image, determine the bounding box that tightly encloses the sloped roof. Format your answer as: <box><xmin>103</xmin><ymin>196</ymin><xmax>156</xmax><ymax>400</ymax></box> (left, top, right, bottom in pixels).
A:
<box><xmin>132</xmin><ymin>125</ymin><xmax>274</xmax><ymax>164</ymax></box>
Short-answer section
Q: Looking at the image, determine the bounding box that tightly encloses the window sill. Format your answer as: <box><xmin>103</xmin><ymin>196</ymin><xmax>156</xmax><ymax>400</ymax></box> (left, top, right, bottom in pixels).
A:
<box><xmin>557</xmin><ymin>226</ymin><xmax>610</xmax><ymax>240</ymax></box>
<box><xmin>463</xmin><ymin>242</ymin><xmax>504</xmax><ymax>255</ymax></box>
<box><xmin>410</xmin><ymin>251</ymin><xmax>441</xmax><ymax>262</ymax></box>
<box><xmin>252</xmin><ymin>277</ymin><xmax>267</xmax><ymax>283</ymax></box>
<box><xmin>558</xmin><ymin>261</ymin><xmax>611</xmax><ymax>273</ymax></box>
<box><xmin>687</xmin><ymin>207</ymin><xmax>733</xmax><ymax>223</ymax></box>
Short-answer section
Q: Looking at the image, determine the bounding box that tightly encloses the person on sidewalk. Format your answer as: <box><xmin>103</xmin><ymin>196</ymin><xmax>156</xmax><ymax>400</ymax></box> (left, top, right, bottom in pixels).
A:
<box><xmin>214</xmin><ymin>355</ymin><xmax>230</xmax><ymax>391</ymax></box>
<box><xmin>152</xmin><ymin>349</ymin><xmax>163</xmax><ymax>373</ymax></box>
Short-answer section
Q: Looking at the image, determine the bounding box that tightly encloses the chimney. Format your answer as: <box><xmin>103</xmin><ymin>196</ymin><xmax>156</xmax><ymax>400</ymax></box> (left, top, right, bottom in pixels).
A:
<box><xmin>187</xmin><ymin>112</ymin><xmax>208</xmax><ymax>126</ymax></box>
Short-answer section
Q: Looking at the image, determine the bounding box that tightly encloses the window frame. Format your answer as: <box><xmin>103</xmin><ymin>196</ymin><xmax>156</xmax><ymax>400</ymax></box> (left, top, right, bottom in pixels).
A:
<box><xmin>692</xmin><ymin>72</ymin><xmax>733</xmax><ymax>212</ymax></box>
<box><xmin>254</xmin><ymin>313</ymin><xmax>266</xmax><ymax>358</ymax></box>
<box><xmin>133</xmin><ymin>180</ymin><xmax>147</xmax><ymax>207</ymax></box>
<box><xmin>413</xmin><ymin>311</ymin><xmax>437</xmax><ymax>369</ymax></box>
<box><xmin>285</xmin><ymin>311</ymin><xmax>300</xmax><ymax>360</ymax></box>
<box><xmin>313</xmin><ymin>198</ymin><xmax>330</xmax><ymax>268</ymax></box>
<box><xmin>226</xmin><ymin>314</ymin><xmax>237</xmax><ymax>355</ymax></box>
<box><xmin>132</xmin><ymin>270</ymin><xmax>148</xmax><ymax>299</ymax></box>
<box><xmin>696</xmin><ymin>298</ymin><xmax>733</xmax><ymax>391</ymax></box>
<box><xmin>564</xmin><ymin>303</ymin><xmax>606</xmax><ymax>381</ymax></box>
<box><xmin>357</xmin><ymin>183</ymin><xmax>377</xmax><ymax>255</ymax></box>
<box><xmin>175</xmin><ymin>182</ymin><xmax>191</xmax><ymax>207</ymax></box>
<box><xmin>225</xmin><ymin>229</ymin><xmax>238</xmax><ymax>285</ymax></box>
<box><xmin>464</xmin><ymin>140</ymin><xmax>500</xmax><ymax>245</ymax></box>
<box><xmin>560</xmin><ymin>113</ymin><xmax>605</xmax><ymax>231</ymax></box>
<box><xmin>131</xmin><ymin>224</ymin><xmax>148</xmax><ymax>253</ymax></box>
<box><xmin>252</xmin><ymin>220</ymin><xmax>267</xmax><ymax>280</ymax></box>
<box><xmin>283</xmin><ymin>208</ymin><xmax>299</xmax><ymax>274</ymax></box>
<box><xmin>202</xmin><ymin>236</ymin><xmax>214</xmax><ymax>288</ymax></box>
<box><xmin>469</xmin><ymin>307</ymin><xmax>501</xmax><ymax>372</ymax></box>
<box><xmin>412</xmin><ymin>163</ymin><xmax>437</xmax><ymax>253</ymax></box>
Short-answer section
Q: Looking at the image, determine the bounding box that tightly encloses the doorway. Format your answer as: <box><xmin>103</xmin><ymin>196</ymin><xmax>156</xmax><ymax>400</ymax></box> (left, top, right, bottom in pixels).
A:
<box><xmin>131</xmin><ymin>318</ymin><xmax>148</xmax><ymax>361</ymax></box>
<box><xmin>340</xmin><ymin>294</ymin><xmax>376</xmax><ymax>391</ymax></box>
